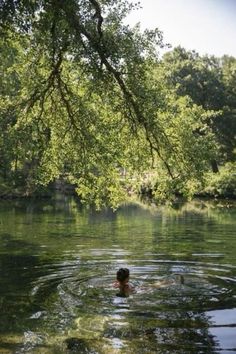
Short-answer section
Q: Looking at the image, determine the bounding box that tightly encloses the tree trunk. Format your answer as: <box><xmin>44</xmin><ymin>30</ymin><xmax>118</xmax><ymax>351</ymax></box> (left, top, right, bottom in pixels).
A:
<box><xmin>211</xmin><ymin>159</ymin><xmax>219</xmax><ymax>173</ymax></box>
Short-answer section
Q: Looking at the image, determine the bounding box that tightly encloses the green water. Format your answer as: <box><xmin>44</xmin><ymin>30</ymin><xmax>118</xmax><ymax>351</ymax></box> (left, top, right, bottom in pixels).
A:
<box><xmin>0</xmin><ymin>196</ymin><xmax>236</xmax><ymax>353</ymax></box>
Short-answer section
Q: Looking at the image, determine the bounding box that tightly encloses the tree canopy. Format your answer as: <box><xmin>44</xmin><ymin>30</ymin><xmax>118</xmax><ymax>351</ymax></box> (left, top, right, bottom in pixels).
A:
<box><xmin>1</xmin><ymin>0</ymin><xmax>234</xmax><ymax>207</ymax></box>
<box><xmin>159</xmin><ymin>47</ymin><xmax>236</xmax><ymax>163</ymax></box>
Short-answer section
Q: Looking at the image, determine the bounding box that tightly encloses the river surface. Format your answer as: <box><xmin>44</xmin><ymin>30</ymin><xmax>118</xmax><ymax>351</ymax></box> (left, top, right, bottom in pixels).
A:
<box><xmin>0</xmin><ymin>196</ymin><xmax>236</xmax><ymax>353</ymax></box>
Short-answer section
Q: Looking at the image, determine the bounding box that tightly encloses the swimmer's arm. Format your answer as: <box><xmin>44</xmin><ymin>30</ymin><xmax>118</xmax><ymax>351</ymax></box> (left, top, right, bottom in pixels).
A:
<box><xmin>112</xmin><ymin>281</ymin><xmax>120</xmax><ymax>288</ymax></box>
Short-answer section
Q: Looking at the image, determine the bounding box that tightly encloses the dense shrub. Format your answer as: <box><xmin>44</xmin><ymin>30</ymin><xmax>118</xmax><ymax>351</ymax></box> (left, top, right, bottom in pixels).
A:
<box><xmin>203</xmin><ymin>163</ymin><xmax>236</xmax><ymax>198</ymax></box>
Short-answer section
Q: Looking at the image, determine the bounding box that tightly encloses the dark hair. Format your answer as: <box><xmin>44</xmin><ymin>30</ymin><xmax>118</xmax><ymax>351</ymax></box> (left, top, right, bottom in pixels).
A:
<box><xmin>116</xmin><ymin>268</ymin><xmax>129</xmax><ymax>282</ymax></box>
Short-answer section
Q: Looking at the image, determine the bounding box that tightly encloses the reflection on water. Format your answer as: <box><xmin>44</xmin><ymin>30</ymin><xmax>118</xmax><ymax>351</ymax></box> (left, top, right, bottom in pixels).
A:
<box><xmin>0</xmin><ymin>197</ymin><xmax>236</xmax><ymax>353</ymax></box>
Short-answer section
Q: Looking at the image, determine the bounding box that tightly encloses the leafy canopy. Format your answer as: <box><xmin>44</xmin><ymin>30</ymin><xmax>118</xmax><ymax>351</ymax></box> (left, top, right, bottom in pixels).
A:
<box><xmin>0</xmin><ymin>1</ymin><xmax>217</xmax><ymax>207</ymax></box>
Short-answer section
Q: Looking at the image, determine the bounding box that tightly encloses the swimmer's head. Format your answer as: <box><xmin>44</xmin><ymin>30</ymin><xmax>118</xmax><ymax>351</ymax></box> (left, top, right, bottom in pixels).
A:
<box><xmin>116</xmin><ymin>268</ymin><xmax>129</xmax><ymax>283</ymax></box>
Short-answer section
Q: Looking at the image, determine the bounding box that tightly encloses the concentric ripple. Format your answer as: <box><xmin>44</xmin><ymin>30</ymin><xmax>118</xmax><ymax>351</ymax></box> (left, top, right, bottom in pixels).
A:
<box><xmin>24</xmin><ymin>255</ymin><xmax>236</xmax><ymax>353</ymax></box>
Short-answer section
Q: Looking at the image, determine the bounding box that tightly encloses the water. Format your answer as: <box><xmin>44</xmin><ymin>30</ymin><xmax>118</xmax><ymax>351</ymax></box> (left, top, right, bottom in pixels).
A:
<box><xmin>0</xmin><ymin>197</ymin><xmax>236</xmax><ymax>353</ymax></box>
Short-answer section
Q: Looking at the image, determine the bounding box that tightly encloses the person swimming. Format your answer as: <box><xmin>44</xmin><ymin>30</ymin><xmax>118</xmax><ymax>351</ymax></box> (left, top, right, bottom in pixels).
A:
<box><xmin>113</xmin><ymin>268</ymin><xmax>134</xmax><ymax>297</ymax></box>
<box><xmin>113</xmin><ymin>268</ymin><xmax>184</xmax><ymax>297</ymax></box>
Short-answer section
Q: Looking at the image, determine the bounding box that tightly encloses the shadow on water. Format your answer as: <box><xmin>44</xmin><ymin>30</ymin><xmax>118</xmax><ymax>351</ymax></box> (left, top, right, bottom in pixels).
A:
<box><xmin>0</xmin><ymin>198</ymin><xmax>236</xmax><ymax>353</ymax></box>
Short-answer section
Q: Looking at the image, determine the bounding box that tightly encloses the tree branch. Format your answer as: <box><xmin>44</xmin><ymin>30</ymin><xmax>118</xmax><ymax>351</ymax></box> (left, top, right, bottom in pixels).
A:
<box><xmin>61</xmin><ymin>2</ymin><xmax>176</xmax><ymax>178</ymax></box>
<box><xmin>89</xmin><ymin>0</ymin><xmax>103</xmax><ymax>40</ymax></box>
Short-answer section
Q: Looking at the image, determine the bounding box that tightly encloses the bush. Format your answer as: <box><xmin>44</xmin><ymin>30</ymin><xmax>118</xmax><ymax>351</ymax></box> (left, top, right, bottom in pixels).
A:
<box><xmin>203</xmin><ymin>163</ymin><xmax>236</xmax><ymax>198</ymax></box>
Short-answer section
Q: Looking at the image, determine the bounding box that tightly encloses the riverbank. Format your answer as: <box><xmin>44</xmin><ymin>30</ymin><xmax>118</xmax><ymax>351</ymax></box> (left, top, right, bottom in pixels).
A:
<box><xmin>0</xmin><ymin>183</ymin><xmax>53</xmax><ymax>199</ymax></box>
<box><xmin>0</xmin><ymin>164</ymin><xmax>235</xmax><ymax>203</ymax></box>
<box><xmin>0</xmin><ymin>179</ymin><xmax>77</xmax><ymax>200</ymax></box>
<box><xmin>0</xmin><ymin>183</ymin><xmax>235</xmax><ymax>206</ymax></box>
<box><xmin>138</xmin><ymin>165</ymin><xmax>236</xmax><ymax>202</ymax></box>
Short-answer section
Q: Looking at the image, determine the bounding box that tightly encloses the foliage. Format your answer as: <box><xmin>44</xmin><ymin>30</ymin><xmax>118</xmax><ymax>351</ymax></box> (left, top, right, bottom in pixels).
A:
<box><xmin>203</xmin><ymin>163</ymin><xmax>236</xmax><ymax>198</ymax></box>
<box><xmin>158</xmin><ymin>47</ymin><xmax>236</xmax><ymax>163</ymax></box>
<box><xmin>0</xmin><ymin>1</ymin><xmax>232</xmax><ymax>207</ymax></box>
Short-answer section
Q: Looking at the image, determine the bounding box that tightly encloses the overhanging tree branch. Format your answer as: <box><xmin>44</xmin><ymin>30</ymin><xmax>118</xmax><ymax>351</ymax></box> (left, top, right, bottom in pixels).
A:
<box><xmin>60</xmin><ymin>0</ymin><xmax>176</xmax><ymax>178</ymax></box>
<box><xmin>89</xmin><ymin>0</ymin><xmax>103</xmax><ymax>40</ymax></box>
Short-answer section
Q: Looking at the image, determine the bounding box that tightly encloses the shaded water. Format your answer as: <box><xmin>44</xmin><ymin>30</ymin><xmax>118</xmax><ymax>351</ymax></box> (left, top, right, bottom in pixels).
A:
<box><xmin>0</xmin><ymin>196</ymin><xmax>236</xmax><ymax>353</ymax></box>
